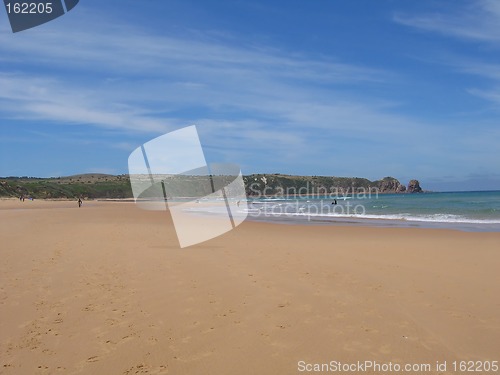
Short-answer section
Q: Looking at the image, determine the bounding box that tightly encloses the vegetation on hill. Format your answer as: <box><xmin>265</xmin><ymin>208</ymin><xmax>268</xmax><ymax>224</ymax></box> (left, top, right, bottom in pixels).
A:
<box><xmin>0</xmin><ymin>174</ymin><xmax>132</xmax><ymax>199</ymax></box>
<box><xmin>0</xmin><ymin>173</ymin><xmax>422</xmax><ymax>199</ymax></box>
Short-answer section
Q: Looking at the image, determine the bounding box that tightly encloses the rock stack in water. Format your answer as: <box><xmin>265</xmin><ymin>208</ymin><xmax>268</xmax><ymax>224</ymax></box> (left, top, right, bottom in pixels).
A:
<box><xmin>407</xmin><ymin>179</ymin><xmax>422</xmax><ymax>193</ymax></box>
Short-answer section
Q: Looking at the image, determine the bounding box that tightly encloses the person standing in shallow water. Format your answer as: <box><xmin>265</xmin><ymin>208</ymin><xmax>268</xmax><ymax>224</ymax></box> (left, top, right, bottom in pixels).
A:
<box><xmin>78</xmin><ymin>197</ymin><xmax>82</xmax><ymax>208</ymax></box>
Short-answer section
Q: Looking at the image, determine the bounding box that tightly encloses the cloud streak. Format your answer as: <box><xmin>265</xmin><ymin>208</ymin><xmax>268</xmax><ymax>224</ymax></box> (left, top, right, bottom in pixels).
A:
<box><xmin>393</xmin><ymin>0</ymin><xmax>500</xmax><ymax>43</ymax></box>
<box><xmin>394</xmin><ymin>1</ymin><xmax>500</xmax><ymax>112</ymax></box>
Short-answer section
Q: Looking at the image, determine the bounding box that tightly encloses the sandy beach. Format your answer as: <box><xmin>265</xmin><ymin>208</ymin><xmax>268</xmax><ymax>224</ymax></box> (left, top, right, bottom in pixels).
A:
<box><xmin>1</xmin><ymin>199</ymin><xmax>499</xmax><ymax>374</ymax></box>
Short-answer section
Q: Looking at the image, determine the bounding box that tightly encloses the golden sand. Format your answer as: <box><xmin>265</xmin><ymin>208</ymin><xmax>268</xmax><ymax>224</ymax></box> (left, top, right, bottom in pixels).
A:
<box><xmin>1</xmin><ymin>200</ymin><xmax>499</xmax><ymax>374</ymax></box>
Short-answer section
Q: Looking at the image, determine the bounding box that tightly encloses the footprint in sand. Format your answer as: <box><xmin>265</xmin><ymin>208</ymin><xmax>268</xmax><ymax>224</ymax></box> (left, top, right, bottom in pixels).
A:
<box><xmin>124</xmin><ymin>364</ymin><xmax>168</xmax><ymax>374</ymax></box>
<box><xmin>379</xmin><ymin>344</ymin><xmax>392</xmax><ymax>354</ymax></box>
<box><xmin>202</xmin><ymin>327</ymin><xmax>216</xmax><ymax>334</ymax></box>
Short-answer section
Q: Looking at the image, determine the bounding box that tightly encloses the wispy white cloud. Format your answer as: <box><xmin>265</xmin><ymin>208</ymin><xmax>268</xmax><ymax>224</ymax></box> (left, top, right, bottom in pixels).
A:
<box><xmin>394</xmin><ymin>1</ymin><xmax>500</xmax><ymax>114</ymax></box>
<box><xmin>452</xmin><ymin>60</ymin><xmax>500</xmax><ymax>107</ymax></box>
<box><xmin>467</xmin><ymin>87</ymin><xmax>500</xmax><ymax>105</ymax></box>
<box><xmin>393</xmin><ymin>0</ymin><xmax>500</xmax><ymax>43</ymax></box>
<box><xmin>455</xmin><ymin>61</ymin><xmax>500</xmax><ymax>81</ymax></box>
<box><xmin>0</xmin><ymin>73</ymin><xmax>171</xmax><ymax>132</ymax></box>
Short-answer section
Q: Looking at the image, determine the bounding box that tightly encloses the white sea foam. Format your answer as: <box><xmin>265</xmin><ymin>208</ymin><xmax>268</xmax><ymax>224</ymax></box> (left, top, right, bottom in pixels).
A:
<box><xmin>183</xmin><ymin>195</ymin><xmax>500</xmax><ymax>227</ymax></box>
<box><xmin>246</xmin><ymin>210</ymin><xmax>500</xmax><ymax>224</ymax></box>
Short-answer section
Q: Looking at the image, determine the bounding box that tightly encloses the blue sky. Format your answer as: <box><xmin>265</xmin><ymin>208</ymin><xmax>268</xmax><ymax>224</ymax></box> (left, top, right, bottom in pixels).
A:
<box><xmin>0</xmin><ymin>0</ymin><xmax>499</xmax><ymax>191</ymax></box>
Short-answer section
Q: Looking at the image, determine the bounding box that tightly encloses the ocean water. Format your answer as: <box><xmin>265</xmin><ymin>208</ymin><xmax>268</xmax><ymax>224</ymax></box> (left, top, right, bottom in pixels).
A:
<box><xmin>244</xmin><ymin>191</ymin><xmax>500</xmax><ymax>232</ymax></box>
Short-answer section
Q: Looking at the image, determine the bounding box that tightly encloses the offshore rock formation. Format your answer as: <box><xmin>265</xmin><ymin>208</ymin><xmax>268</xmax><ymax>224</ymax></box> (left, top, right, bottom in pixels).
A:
<box><xmin>407</xmin><ymin>179</ymin><xmax>423</xmax><ymax>193</ymax></box>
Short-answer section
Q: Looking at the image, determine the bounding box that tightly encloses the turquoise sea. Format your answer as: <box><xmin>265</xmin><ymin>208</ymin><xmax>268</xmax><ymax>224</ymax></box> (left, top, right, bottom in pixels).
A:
<box><xmin>245</xmin><ymin>191</ymin><xmax>500</xmax><ymax>232</ymax></box>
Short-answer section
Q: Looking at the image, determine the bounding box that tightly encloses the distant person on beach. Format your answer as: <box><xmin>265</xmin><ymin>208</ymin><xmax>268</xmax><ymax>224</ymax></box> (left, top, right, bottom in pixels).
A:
<box><xmin>78</xmin><ymin>198</ymin><xmax>82</xmax><ymax>208</ymax></box>
<box><xmin>332</xmin><ymin>199</ymin><xmax>337</xmax><ymax>205</ymax></box>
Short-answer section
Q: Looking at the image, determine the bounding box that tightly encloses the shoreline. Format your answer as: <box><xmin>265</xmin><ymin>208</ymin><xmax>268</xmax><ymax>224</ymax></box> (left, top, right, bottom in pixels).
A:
<box><xmin>245</xmin><ymin>212</ymin><xmax>500</xmax><ymax>232</ymax></box>
<box><xmin>3</xmin><ymin>198</ymin><xmax>500</xmax><ymax>232</ymax></box>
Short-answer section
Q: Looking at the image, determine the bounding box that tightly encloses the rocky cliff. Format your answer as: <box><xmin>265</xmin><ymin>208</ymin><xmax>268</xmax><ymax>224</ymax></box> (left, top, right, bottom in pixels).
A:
<box><xmin>244</xmin><ymin>174</ymin><xmax>423</xmax><ymax>196</ymax></box>
<box><xmin>377</xmin><ymin>177</ymin><xmax>407</xmax><ymax>193</ymax></box>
